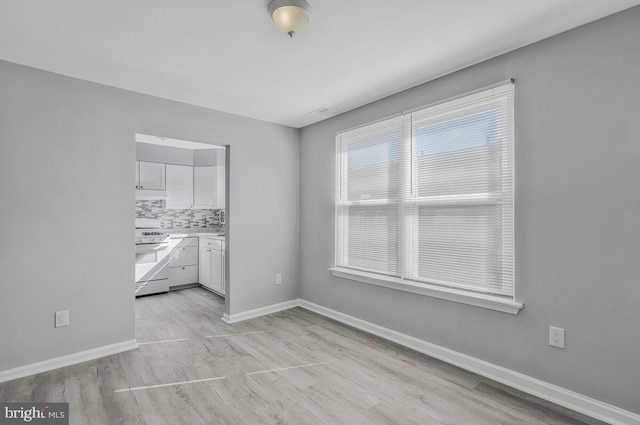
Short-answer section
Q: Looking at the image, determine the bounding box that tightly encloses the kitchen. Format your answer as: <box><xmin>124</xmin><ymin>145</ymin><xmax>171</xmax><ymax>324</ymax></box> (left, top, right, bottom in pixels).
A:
<box><xmin>134</xmin><ymin>134</ymin><xmax>227</xmax><ymax>300</ymax></box>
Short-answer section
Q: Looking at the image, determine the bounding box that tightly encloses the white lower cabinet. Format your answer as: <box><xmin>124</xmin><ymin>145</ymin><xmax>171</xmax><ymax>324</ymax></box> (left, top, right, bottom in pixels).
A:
<box><xmin>198</xmin><ymin>247</ymin><xmax>212</xmax><ymax>288</ymax></box>
<box><xmin>170</xmin><ymin>265</ymin><xmax>198</xmax><ymax>286</ymax></box>
<box><xmin>210</xmin><ymin>248</ymin><xmax>224</xmax><ymax>294</ymax></box>
<box><xmin>199</xmin><ymin>237</ymin><xmax>225</xmax><ymax>295</ymax></box>
<box><xmin>171</xmin><ymin>245</ymin><xmax>198</xmax><ymax>267</ymax></box>
<box><xmin>169</xmin><ymin>237</ymin><xmax>199</xmax><ymax>286</ymax></box>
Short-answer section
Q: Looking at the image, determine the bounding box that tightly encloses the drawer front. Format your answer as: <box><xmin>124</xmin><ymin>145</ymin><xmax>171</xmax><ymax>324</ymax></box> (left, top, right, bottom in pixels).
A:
<box><xmin>170</xmin><ymin>265</ymin><xmax>199</xmax><ymax>286</ymax></box>
<box><xmin>199</xmin><ymin>238</ymin><xmax>223</xmax><ymax>250</ymax></box>
<box><xmin>169</xmin><ymin>237</ymin><xmax>199</xmax><ymax>249</ymax></box>
<box><xmin>170</xmin><ymin>246</ymin><xmax>198</xmax><ymax>267</ymax></box>
<box><xmin>135</xmin><ymin>279</ymin><xmax>170</xmax><ymax>297</ymax></box>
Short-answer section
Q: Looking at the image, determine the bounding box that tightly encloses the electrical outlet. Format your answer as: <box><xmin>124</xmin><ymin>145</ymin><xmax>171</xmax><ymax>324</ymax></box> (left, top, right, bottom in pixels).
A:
<box><xmin>549</xmin><ymin>326</ymin><xmax>565</xmax><ymax>349</ymax></box>
<box><xmin>55</xmin><ymin>310</ymin><xmax>69</xmax><ymax>328</ymax></box>
<box><xmin>275</xmin><ymin>274</ymin><xmax>282</xmax><ymax>285</ymax></box>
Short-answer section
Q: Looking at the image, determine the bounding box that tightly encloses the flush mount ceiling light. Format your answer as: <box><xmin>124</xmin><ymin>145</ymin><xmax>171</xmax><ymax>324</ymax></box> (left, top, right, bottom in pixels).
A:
<box><xmin>268</xmin><ymin>0</ymin><xmax>312</xmax><ymax>38</ymax></box>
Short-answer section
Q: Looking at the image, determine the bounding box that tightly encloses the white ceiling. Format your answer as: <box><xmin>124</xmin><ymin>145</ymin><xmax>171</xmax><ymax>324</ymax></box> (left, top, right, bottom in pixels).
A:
<box><xmin>1</xmin><ymin>1</ymin><xmax>639</xmax><ymax>128</ymax></box>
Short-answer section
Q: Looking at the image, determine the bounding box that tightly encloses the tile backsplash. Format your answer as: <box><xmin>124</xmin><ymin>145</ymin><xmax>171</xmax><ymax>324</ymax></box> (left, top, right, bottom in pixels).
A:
<box><xmin>136</xmin><ymin>200</ymin><xmax>224</xmax><ymax>229</ymax></box>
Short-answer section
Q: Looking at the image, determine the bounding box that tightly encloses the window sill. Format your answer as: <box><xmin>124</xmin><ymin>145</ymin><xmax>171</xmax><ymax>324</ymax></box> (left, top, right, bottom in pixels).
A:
<box><xmin>329</xmin><ymin>268</ymin><xmax>524</xmax><ymax>315</ymax></box>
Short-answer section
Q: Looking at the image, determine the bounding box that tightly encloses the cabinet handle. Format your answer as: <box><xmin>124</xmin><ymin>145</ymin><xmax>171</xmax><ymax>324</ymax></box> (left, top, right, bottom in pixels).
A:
<box><xmin>182</xmin><ymin>267</ymin><xmax>185</xmax><ymax>270</ymax></box>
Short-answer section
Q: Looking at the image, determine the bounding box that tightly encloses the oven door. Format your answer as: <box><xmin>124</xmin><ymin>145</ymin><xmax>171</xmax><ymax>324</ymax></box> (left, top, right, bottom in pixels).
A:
<box><xmin>135</xmin><ymin>242</ymin><xmax>170</xmax><ymax>284</ymax></box>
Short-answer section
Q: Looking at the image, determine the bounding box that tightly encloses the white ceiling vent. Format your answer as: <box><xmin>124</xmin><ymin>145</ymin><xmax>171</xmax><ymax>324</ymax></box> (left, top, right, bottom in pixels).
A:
<box><xmin>306</xmin><ymin>107</ymin><xmax>329</xmax><ymax>115</ymax></box>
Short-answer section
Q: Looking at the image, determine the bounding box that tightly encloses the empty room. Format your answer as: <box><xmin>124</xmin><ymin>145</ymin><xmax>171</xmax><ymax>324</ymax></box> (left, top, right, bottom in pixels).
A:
<box><xmin>1</xmin><ymin>1</ymin><xmax>639</xmax><ymax>424</ymax></box>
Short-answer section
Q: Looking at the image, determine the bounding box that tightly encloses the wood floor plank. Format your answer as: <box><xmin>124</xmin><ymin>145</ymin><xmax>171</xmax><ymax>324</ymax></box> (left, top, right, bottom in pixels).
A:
<box><xmin>0</xmin><ymin>287</ymin><xmax>606</xmax><ymax>425</ymax></box>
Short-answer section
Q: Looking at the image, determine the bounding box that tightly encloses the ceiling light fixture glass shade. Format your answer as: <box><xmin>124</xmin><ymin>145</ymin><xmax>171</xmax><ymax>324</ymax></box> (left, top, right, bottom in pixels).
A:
<box><xmin>268</xmin><ymin>0</ymin><xmax>312</xmax><ymax>38</ymax></box>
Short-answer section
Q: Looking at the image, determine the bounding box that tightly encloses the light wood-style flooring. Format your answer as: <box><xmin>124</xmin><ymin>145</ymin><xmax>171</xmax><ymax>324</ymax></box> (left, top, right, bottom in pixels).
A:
<box><xmin>0</xmin><ymin>288</ymin><xmax>605</xmax><ymax>425</ymax></box>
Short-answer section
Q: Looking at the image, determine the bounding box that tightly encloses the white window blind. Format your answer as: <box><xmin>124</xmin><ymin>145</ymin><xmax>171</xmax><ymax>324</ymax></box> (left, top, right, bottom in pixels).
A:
<box><xmin>335</xmin><ymin>82</ymin><xmax>515</xmax><ymax>297</ymax></box>
<box><xmin>336</xmin><ymin>116</ymin><xmax>406</xmax><ymax>277</ymax></box>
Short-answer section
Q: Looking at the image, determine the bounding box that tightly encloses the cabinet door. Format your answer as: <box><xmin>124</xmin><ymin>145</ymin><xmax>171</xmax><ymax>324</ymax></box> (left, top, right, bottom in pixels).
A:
<box><xmin>166</xmin><ymin>164</ymin><xmax>193</xmax><ymax>209</ymax></box>
<box><xmin>139</xmin><ymin>161</ymin><xmax>165</xmax><ymax>190</ymax></box>
<box><xmin>220</xmin><ymin>250</ymin><xmax>225</xmax><ymax>295</ymax></box>
<box><xmin>193</xmin><ymin>166</ymin><xmax>216</xmax><ymax>209</ymax></box>
<box><xmin>198</xmin><ymin>247</ymin><xmax>213</xmax><ymax>288</ymax></box>
<box><xmin>171</xmin><ymin>246</ymin><xmax>198</xmax><ymax>267</ymax></box>
<box><xmin>170</xmin><ymin>265</ymin><xmax>198</xmax><ymax>286</ymax></box>
<box><xmin>216</xmin><ymin>165</ymin><xmax>225</xmax><ymax>209</ymax></box>
<box><xmin>135</xmin><ymin>161</ymin><xmax>141</xmax><ymax>189</ymax></box>
<box><xmin>210</xmin><ymin>249</ymin><xmax>223</xmax><ymax>294</ymax></box>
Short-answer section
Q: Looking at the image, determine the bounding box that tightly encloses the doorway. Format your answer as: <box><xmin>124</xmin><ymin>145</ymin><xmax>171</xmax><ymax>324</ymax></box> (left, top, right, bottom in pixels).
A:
<box><xmin>133</xmin><ymin>133</ymin><xmax>229</xmax><ymax>339</ymax></box>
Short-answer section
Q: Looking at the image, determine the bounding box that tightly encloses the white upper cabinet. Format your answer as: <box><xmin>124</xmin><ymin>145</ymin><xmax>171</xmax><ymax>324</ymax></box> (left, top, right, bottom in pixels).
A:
<box><xmin>136</xmin><ymin>161</ymin><xmax>165</xmax><ymax>190</ymax></box>
<box><xmin>216</xmin><ymin>165</ymin><xmax>226</xmax><ymax>209</ymax></box>
<box><xmin>140</xmin><ymin>160</ymin><xmax>224</xmax><ymax>210</ymax></box>
<box><xmin>166</xmin><ymin>164</ymin><xmax>194</xmax><ymax>209</ymax></box>
<box><xmin>193</xmin><ymin>166</ymin><xmax>216</xmax><ymax>209</ymax></box>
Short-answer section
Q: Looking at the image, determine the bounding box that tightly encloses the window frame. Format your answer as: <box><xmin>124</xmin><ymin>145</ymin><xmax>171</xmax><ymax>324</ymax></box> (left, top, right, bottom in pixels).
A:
<box><xmin>331</xmin><ymin>80</ymin><xmax>522</xmax><ymax>315</ymax></box>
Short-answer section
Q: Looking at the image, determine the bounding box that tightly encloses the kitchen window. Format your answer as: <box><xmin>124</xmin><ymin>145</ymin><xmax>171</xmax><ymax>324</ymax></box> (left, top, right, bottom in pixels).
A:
<box><xmin>332</xmin><ymin>81</ymin><xmax>522</xmax><ymax>314</ymax></box>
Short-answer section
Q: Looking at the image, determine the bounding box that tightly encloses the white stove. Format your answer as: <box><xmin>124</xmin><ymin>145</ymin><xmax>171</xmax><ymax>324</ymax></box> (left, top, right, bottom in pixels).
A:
<box><xmin>135</xmin><ymin>218</ymin><xmax>169</xmax><ymax>244</ymax></box>
<box><xmin>135</xmin><ymin>218</ymin><xmax>170</xmax><ymax>296</ymax></box>
<box><xmin>136</xmin><ymin>230</ymin><xmax>169</xmax><ymax>244</ymax></box>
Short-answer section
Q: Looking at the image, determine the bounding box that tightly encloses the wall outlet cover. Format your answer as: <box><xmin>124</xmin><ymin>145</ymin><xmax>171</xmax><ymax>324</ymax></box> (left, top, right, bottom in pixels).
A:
<box><xmin>55</xmin><ymin>310</ymin><xmax>69</xmax><ymax>328</ymax></box>
<box><xmin>549</xmin><ymin>326</ymin><xmax>565</xmax><ymax>349</ymax></box>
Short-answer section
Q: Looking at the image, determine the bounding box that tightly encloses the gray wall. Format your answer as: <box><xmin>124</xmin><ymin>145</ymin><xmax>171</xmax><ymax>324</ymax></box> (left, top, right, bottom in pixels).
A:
<box><xmin>299</xmin><ymin>7</ymin><xmax>640</xmax><ymax>414</ymax></box>
<box><xmin>0</xmin><ymin>60</ymin><xmax>299</xmax><ymax>371</ymax></box>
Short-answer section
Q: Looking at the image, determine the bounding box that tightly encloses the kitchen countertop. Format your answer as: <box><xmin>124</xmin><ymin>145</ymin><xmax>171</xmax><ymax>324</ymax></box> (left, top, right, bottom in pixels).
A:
<box><xmin>197</xmin><ymin>234</ymin><xmax>225</xmax><ymax>240</ymax></box>
<box><xmin>169</xmin><ymin>233</ymin><xmax>225</xmax><ymax>238</ymax></box>
<box><xmin>167</xmin><ymin>228</ymin><xmax>225</xmax><ymax>239</ymax></box>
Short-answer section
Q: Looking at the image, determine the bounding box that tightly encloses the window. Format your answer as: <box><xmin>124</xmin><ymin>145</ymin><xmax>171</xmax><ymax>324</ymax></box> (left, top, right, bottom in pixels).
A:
<box><xmin>333</xmin><ymin>82</ymin><xmax>521</xmax><ymax>313</ymax></box>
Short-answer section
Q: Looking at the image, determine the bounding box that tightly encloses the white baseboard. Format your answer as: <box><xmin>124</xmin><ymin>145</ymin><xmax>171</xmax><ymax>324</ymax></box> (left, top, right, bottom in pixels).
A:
<box><xmin>221</xmin><ymin>299</ymin><xmax>300</xmax><ymax>324</ymax></box>
<box><xmin>0</xmin><ymin>339</ymin><xmax>138</xmax><ymax>384</ymax></box>
<box><xmin>7</xmin><ymin>298</ymin><xmax>635</xmax><ymax>425</ymax></box>
<box><xmin>298</xmin><ymin>299</ymin><xmax>640</xmax><ymax>425</ymax></box>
